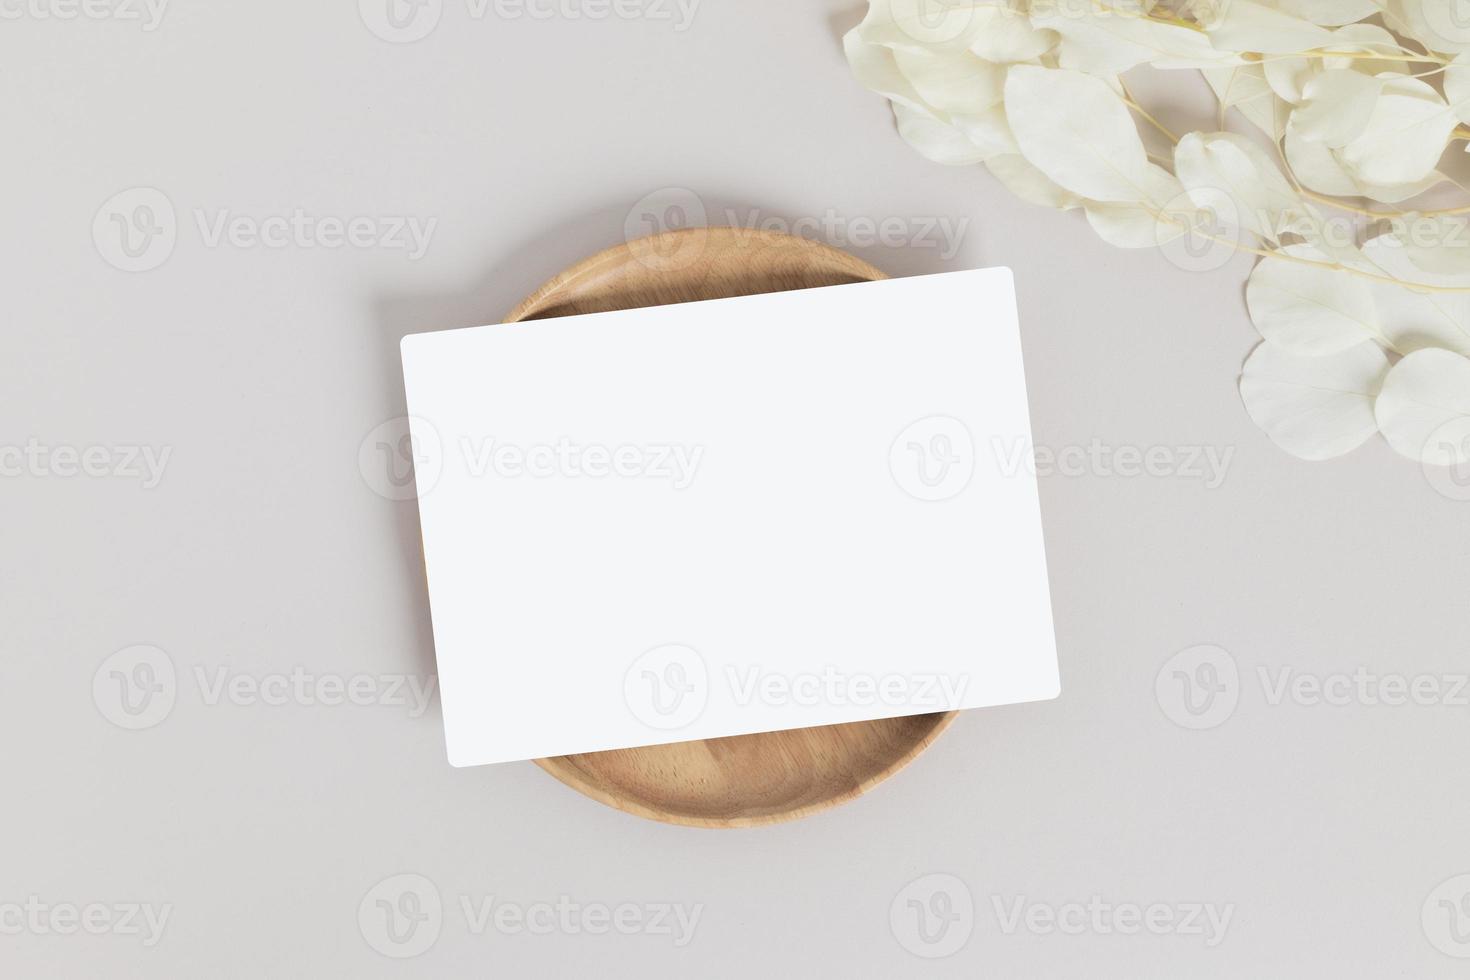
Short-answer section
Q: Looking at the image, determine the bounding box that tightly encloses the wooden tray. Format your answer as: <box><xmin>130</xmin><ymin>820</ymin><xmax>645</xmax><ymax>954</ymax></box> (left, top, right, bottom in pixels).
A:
<box><xmin>506</xmin><ymin>227</ymin><xmax>957</xmax><ymax>828</ymax></box>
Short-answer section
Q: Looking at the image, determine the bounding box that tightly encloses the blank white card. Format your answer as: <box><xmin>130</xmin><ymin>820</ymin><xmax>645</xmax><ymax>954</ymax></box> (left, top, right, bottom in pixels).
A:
<box><xmin>401</xmin><ymin>268</ymin><xmax>1059</xmax><ymax>766</ymax></box>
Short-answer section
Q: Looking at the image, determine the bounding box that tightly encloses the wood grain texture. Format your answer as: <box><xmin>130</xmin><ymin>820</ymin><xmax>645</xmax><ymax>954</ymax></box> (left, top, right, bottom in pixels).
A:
<box><xmin>508</xmin><ymin>227</ymin><xmax>957</xmax><ymax>828</ymax></box>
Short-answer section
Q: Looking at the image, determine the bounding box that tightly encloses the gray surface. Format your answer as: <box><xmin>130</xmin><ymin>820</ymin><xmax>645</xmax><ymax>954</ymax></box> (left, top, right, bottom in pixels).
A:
<box><xmin>4</xmin><ymin>1</ymin><xmax>1469</xmax><ymax>976</ymax></box>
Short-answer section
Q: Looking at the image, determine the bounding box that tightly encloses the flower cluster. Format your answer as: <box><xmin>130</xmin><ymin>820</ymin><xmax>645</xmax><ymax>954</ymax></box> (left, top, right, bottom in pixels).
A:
<box><xmin>846</xmin><ymin>0</ymin><xmax>1470</xmax><ymax>468</ymax></box>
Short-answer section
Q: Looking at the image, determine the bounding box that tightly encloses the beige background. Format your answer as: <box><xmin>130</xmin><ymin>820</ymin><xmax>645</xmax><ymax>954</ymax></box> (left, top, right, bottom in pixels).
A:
<box><xmin>4</xmin><ymin>0</ymin><xmax>1469</xmax><ymax>975</ymax></box>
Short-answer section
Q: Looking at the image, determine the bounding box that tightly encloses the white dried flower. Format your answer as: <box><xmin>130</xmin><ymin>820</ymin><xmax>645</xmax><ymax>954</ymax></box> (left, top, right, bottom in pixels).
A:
<box><xmin>846</xmin><ymin>0</ymin><xmax>1470</xmax><ymax>468</ymax></box>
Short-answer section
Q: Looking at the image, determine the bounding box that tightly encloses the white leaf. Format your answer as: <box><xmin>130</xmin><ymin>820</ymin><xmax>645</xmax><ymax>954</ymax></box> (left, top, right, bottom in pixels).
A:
<box><xmin>1004</xmin><ymin>66</ymin><xmax>1151</xmax><ymax>202</ymax></box>
<box><xmin>1202</xmin><ymin>64</ymin><xmax>1290</xmax><ymax>138</ymax></box>
<box><xmin>844</xmin><ymin>26</ymin><xmax>926</xmax><ymax>111</ymax></box>
<box><xmin>983</xmin><ymin>154</ymin><xmax>1080</xmax><ymax>210</ymax></box>
<box><xmin>1239</xmin><ymin>340</ymin><xmax>1391</xmax><ymax>460</ymax></box>
<box><xmin>1263</xmin><ymin>55</ymin><xmax>1313</xmax><ymax>104</ymax></box>
<box><xmin>1208</xmin><ymin>0</ymin><xmax>1336</xmax><ymax>54</ymax></box>
<box><xmin>1083</xmin><ymin>164</ymin><xmax>1188</xmax><ymax>247</ymax></box>
<box><xmin>1283</xmin><ymin>119</ymin><xmax>1359</xmax><ymax>195</ymax></box>
<box><xmin>1246</xmin><ymin>245</ymin><xmax>1381</xmax><ymax>354</ymax></box>
<box><xmin>1284</xmin><ymin>120</ymin><xmax>1444</xmax><ymax>202</ymax></box>
<box><xmin>1445</xmin><ymin>50</ymin><xmax>1470</xmax><ymax>125</ymax></box>
<box><xmin>949</xmin><ymin>104</ymin><xmax>1019</xmax><ymax>158</ymax></box>
<box><xmin>1374</xmin><ymin>348</ymin><xmax>1470</xmax><ymax>463</ymax></box>
<box><xmin>1322</xmin><ymin>22</ymin><xmax>1404</xmax><ymax>61</ymax></box>
<box><xmin>967</xmin><ymin>4</ymin><xmax>1056</xmax><ymax>63</ymax></box>
<box><xmin>1358</xmin><ymin>235</ymin><xmax>1470</xmax><ymax>355</ymax></box>
<box><xmin>1202</xmin><ymin>65</ymin><xmax>1266</xmax><ymax>108</ymax></box>
<box><xmin>1201</xmin><ymin>62</ymin><xmax>1268</xmax><ymax>111</ymax></box>
<box><xmin>1395</xmin><ymin>212</ymin><xmax>1470</xmax><ymax>279</ymax></box>
<box><xmin>1254</xmin><ymin>25</ymin><xmax>1398</xmax><ymax>104</ymax></box>
<box><xmin>1292</xmin><ymin>70</ymin><xmax>1382</xmax><ymax>148</ymax></box>
<box><xmin>1029</xmin><ymin>6</ymin><xmax>1241</xmax><ymax>75</ymax></box>
<box><xmin>892</xmin><ymin>102</ymin><xmax>991</xmax><ymax>165</ymax></box>
<box><xmin>1174</xmin><ymin>131</ymin><xmax>1303</xmax><ymax>240</ymax></box>
<box><xmin>1336</xmin><ymin>75</ymin><xmax>1457</xmax><ymax>187</ymax></box>
<box><xmin>892</xmin><ymin>47</ymin><xmax>1007</xmax><ymax>115</ymax></box>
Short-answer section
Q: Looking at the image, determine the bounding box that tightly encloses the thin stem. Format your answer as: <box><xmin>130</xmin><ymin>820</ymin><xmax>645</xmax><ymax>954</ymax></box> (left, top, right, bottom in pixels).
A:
<box><xmin>1250</xmin><ymin>50</ymin><xmax>1450</xmax><ymax>66</ymax></box>
<box><xmin>1124</xmin><ymin>97</ymin><xmax>1182</xmax><ymax>143</ymax></box>
<box><xmin>1297</xmin><ymin>189</ymin><xmax>1392</xmax><ymax>218</ymax></box>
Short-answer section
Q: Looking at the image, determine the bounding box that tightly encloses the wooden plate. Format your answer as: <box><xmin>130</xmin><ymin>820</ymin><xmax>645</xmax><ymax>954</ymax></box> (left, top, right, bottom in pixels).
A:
<box><xmin>506</xmin><ymin>227</ymin><xmax>958</xmax><ymax>828</ymax></box>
